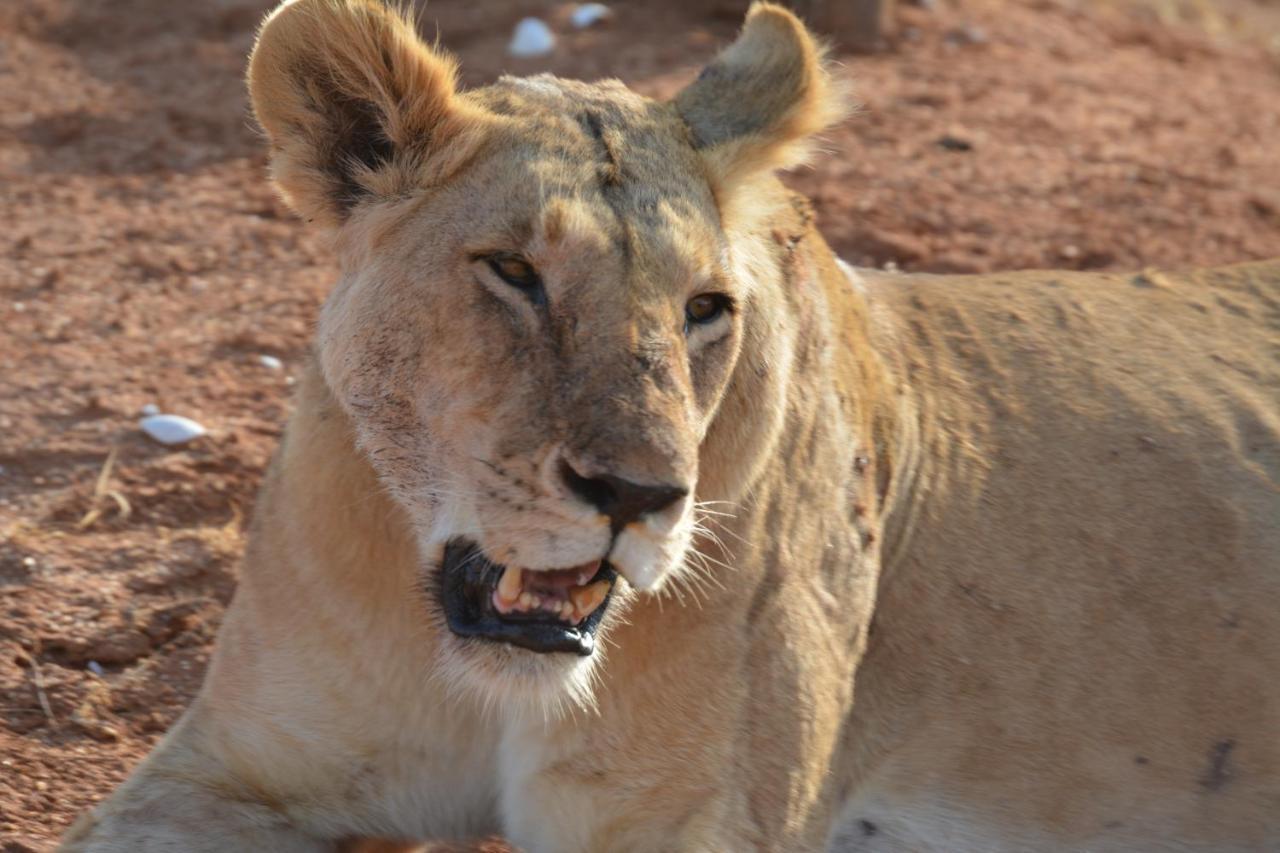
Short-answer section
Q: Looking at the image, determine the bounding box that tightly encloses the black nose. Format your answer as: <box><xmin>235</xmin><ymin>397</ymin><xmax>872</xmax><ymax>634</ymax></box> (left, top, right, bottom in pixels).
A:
<box><xmin>560</xmin><ymin>461</ymin><xmax>688</xmax><ymax>530</ymax></box>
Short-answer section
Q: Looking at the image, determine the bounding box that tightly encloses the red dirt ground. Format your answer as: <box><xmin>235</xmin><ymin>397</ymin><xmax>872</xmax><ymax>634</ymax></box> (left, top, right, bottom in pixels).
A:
<box><xmin>1</xmin><ymin>0</ymin><xmax>1278</xmax><ymax>848</ymax></box>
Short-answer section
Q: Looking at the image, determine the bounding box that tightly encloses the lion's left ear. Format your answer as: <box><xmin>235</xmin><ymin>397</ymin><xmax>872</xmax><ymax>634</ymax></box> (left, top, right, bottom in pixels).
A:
<box><xmin>673</xmin><ymin>2</ymin><xmax>850</xmax><ymax>189</ymax></box>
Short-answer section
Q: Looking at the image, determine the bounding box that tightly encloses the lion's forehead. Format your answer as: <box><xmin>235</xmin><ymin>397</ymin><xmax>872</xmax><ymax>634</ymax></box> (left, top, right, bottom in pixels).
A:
<box><xmin>466</xmin><ymin>74</ymin><xmax>724</xmax><ymax>269</ymax></box>
<box><xmin>527</xmin><ymin>197</ymin><xmax>727</xmax><ymax>298</ymax></box>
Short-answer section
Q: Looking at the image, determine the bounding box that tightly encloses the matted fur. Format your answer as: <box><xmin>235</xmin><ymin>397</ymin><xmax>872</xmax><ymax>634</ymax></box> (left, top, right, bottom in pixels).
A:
<box><xmin>62</xmin><ymin>2</ymin><xmax>1279</xmax><ymax>851</ymax></box>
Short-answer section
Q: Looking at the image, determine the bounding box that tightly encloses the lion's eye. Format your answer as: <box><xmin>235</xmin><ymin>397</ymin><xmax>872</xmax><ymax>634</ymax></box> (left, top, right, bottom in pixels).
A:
<box><xmin>485</xmin><ymin>254</ymin><xmax>544</xmax><ymax>303</ymax></box>
<box><xmin>685</xmin><ymin>293</ymin><xmax>730</xmax><ymax>329</ymax></box>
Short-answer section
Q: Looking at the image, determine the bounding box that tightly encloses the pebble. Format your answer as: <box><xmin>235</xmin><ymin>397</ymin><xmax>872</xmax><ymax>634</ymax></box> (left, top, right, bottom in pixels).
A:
<box><xmin>571</xmin><ymin>3</ymin><xmax>612</xmax><ymax>28</ymax></box>
<box><xmin>258</xmin><ymin>354</ymin><xmax>283</xmax><ymax>370</ymax></box>
<box><xmin>936</xmin><ymin>134</ymin><xmax>973</xmax><ymax>152</ymax></box>
<box><xmin>509</xmin><ymin>18</ymin><xmax>555</xmax><ymax>57</ymax></box>
<box><xmin>140</xmin><ymin>403</ymin><xmax>160</xmax><ymax>417</ymax></box>
<box><xmin>87</xmin><ymin>660</ymin><xmax>105</xmax><ymax>676</ymax></box>
<box><xmin>140</xmin><ymin>414</ymin><xmax>207</xmax><ymax>445</ymax></box>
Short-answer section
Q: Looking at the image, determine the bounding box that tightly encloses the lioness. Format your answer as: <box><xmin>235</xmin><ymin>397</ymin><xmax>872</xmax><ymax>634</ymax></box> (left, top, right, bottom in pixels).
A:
<box><xmin>61</xmin><ymin>1</ymin><xmax>1280</xmax><ymax>850</ymax></box>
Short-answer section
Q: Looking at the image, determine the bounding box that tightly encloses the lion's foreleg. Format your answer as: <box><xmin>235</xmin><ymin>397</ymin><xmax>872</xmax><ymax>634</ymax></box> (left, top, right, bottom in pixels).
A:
<box><xmin>58</xmin><ymin>775</ymin><xmax>334</xmax><ymax>852</ymax></box>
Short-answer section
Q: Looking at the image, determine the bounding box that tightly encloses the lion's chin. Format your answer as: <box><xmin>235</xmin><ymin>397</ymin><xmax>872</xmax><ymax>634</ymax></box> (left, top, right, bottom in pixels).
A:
<box><xmin>438</xmin><ymin>539</ymin><xmax>618</xmax><ymax>657</ymax></box>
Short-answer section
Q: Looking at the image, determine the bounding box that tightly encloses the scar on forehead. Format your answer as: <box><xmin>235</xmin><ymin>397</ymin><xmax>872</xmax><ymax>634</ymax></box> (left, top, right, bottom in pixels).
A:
<box><xmin>580</xmin><ymin>110</ymin><xmax>623</xmax><ymax>188</ymax></box>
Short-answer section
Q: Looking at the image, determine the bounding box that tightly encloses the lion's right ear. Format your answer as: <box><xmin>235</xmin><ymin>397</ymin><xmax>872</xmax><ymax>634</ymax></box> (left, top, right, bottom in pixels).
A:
<box><xmin>247</xmin><ymin>0</ymin><xmax>474</xmax><ymax>227</ymax></box>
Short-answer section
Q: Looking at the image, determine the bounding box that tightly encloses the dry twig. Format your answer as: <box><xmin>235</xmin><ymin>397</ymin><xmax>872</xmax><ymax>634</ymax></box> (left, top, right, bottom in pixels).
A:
<box><xmin>27</xmin><ymin>639</ymin><xmax>55</xmax><ymax>723</ymax></box>
<box><xmin>78</xmin><ymin>446</ymin><xmax>132</xmax><ymax>529</ymax></box>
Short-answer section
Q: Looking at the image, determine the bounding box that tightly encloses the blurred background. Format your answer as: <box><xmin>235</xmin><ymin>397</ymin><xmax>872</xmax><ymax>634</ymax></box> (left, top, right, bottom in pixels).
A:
<box><xmin>1</xmin><ymin>0</ymin><xmax>1278</xmax><ymax>847</ymax></box>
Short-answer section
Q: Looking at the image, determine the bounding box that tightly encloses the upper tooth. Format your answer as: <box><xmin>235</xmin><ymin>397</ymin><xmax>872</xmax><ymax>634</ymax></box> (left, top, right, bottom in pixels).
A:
<box><xmin>576</xmin><ymin>561</ymin><xmax>601</xmax><ymax>585</ymax></box>
<box><xmin>497</xmin><ymin>566</ymin><xmax>523</xmax><ymax>603</ymax></box>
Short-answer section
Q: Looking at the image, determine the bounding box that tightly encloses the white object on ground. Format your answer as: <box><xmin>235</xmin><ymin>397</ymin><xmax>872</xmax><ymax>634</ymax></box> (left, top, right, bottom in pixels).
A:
<box><xmin>87</xmin><ymin>661</ymin><xmax>105</xmax><ymax>676</ymax></box>
<box><xmin>571</xmin><ymin>3</ymin><xmax>612</xmax><ymax>28</ymax></box>
<box><xmin>140</xmin><ymin>414</ymin><xmax>207</xmax><ymax>445</ymax></box>
<box><xmin>259</xmin><ymin>354</ymin><xmax>283</xmax><ymax>370</ymax></box>
<box><xmin>509</xmin><ymin>18</ymin><xmax>555</xmax><ymax>57</ymax></box>
<box><xmin>140</xmin><ymin>403</ymin><xmax>160</xmax><ymax>417</ymax></box>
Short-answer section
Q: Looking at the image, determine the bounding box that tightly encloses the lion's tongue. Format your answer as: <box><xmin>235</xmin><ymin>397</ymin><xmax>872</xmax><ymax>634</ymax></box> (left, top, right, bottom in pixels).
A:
<box><xmin>492</xmin><ymin>561</ymin><xmax>610</xmax><ymax>623</ymax></box>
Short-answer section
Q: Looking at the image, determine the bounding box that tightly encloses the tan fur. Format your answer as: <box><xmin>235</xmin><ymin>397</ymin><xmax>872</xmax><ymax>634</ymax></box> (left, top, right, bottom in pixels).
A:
<box><xmin>62</xmin><ymin>2</ymin><xmax>1280</xmax><ymax>851</ymax></box>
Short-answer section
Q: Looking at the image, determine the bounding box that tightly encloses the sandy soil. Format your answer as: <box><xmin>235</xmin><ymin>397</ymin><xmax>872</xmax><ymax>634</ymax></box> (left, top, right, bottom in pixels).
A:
<box><xmin>1</xmin><ymin>0</ymin><xmax>1278</xmax><ymax>848</ymax></box>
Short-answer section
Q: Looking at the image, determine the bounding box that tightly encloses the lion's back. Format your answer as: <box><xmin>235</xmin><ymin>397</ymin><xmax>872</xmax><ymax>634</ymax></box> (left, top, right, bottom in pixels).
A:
<box><xmin>836</xmin><ymin>260</ymin><xmax>1280</xmax><ymax>851</ymax></box>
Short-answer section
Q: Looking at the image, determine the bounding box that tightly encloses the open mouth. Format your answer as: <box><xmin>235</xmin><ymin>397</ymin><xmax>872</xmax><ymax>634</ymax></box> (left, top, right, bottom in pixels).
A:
<box><xmin>439</xmin><ymin>539</ymin><xmax>617</xmax><ymax>656</ymax></box>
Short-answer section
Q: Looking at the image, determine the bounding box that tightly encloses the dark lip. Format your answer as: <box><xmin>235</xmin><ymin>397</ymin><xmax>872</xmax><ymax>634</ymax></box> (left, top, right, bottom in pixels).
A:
<box><xmin>438</xmin><ymin>539</ymin><xmax>617</xmax><ymax>657</ymax></box>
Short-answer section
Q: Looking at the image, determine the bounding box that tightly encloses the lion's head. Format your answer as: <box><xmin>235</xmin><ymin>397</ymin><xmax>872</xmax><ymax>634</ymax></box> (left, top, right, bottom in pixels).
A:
<box><xmin>247</xmin><ymin>0</ymin><xmax>847</xmax><ymax>704</ymax></box>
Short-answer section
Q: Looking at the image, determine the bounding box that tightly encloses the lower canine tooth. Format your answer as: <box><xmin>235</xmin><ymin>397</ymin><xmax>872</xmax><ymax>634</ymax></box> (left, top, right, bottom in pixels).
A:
<box><xmin>570</xmin><ymin>580</ymin><xmax>611</xmax><ymax>619</ymax></box>
<box><xmin>519</xmin><ymin>592</ymin><xmax>534</xmax><ymax>608</ymax></box>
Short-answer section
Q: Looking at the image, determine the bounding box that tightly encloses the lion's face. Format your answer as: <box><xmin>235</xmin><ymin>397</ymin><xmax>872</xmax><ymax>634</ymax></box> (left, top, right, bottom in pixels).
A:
<box><xmin>248</xmin><ymin>0</ymin><xmax>845</xmax><ymax>700</ymax></box>
<box><xmin>317</xmin><ymin>80</ymin><xmax>739</xmax><ymax>672</ymax></box>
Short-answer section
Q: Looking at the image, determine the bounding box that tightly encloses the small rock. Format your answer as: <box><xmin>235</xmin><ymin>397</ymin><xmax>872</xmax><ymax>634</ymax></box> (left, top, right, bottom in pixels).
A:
<box><xmin>258</xmin><ymin>354</ymin><xmax>283</xmax><ymax>370</ymax></box>
<box><xmin>140</xmin><ymin>414</ymin><xmax>207</xmax><ymax>445</ymax></box>
<box><xmin>570</xmin><ymin>3</ymin><xmax>612</xmax><ymax>28</ymax></box>
<box><xmin>936</xmin><ymin>134</ymin><xmax>973</xmax><ymax>152</ymax></box>
<box><xmin>140</xmin><ymin>403</ymin><xmax>160</xmax><ymax>417</ymax></box>
<box><xmin>509</xmin><ymin>17</ymin><xmax>555</xmax><ymax>57</ymax></box>
<box><xmin>87</xmin><ymin>660</ymin><xmax>105</xmax><ymax>676</ymax></box>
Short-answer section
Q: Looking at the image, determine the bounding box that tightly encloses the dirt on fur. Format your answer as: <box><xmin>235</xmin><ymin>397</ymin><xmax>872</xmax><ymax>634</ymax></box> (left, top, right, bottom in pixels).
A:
<box><xmin>1</xmin><ymin>0</ymin><xmax>1278</xmax><ymax>849</ymax></box>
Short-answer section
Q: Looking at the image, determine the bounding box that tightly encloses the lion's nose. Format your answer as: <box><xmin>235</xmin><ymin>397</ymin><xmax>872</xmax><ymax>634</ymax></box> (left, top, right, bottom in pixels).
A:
<box><xmin>560</xmin><ymin>461</ymin><xmax>688</xmax><ymax>531</ymax></box>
